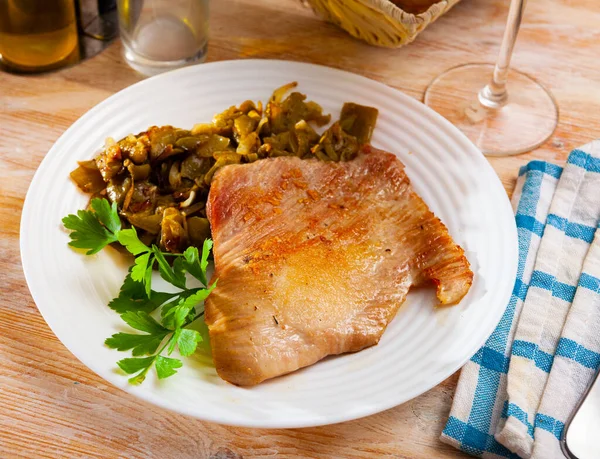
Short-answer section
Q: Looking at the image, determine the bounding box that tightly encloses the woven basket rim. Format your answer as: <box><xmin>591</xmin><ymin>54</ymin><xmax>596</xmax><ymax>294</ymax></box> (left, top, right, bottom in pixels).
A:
<box><xmin>305</xmin><ymin>0</ymin><xmax>458</xmax><ymax>47</ymax></box>
<box><xmin>360</xmin><ymin>0</ymin><xmax>443</xmax><ymax>21</ymax></box>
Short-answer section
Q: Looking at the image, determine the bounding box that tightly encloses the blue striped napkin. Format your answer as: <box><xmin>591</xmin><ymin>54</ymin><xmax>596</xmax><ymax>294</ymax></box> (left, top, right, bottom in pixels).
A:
<box><xmin>441</xmin><ymin>141</ymin><xmax>600</xmax><ymax>459</ymax></box>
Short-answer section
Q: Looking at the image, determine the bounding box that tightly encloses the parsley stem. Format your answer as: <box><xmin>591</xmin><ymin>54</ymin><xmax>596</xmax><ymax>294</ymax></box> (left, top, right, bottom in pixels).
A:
<box><xmin>157</xmin><ymin>333</ymin><xmax>176</xmax><ymax>355</ymax></box>
<box><xmin>130</xmin><ymin>334</ymin><xmax>175</xmax><ymax>384</ymax></box>
<box><xmin>186</xmin><ymin>310</ymin><xmax>205</xmax><ymax>327</ymax></box>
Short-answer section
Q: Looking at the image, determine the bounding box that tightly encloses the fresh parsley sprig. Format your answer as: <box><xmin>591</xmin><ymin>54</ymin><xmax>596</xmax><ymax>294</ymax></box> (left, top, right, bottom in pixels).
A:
<box><xmin>62</xmin><ymin>198</ymin><xmax>216</xmax><ymax>384</ymax></box>
<box><xmin>62</xmin><ymin>199</ymin><xmax>121</xmax><ymax>255</ymax></box>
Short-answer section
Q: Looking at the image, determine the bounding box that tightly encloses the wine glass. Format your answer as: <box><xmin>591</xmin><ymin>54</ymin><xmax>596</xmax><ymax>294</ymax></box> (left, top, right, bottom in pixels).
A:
<box><xmin>423</xmin><ymin>0</ymin><xmax>558</xmax><ymax>156</ymax></box>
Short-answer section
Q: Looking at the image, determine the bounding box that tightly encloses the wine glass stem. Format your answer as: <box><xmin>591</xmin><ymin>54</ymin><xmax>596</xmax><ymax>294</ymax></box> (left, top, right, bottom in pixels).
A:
<box><xmin>479</xmin><ymin>0</ymin><xmax>527</xmax><ymax>109</ymax></box>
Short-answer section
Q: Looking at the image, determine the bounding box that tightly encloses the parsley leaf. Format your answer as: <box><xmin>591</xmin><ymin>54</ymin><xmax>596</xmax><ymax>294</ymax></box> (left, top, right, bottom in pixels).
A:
<box><xmin>161</xmin><ymin>293</ymin><xmax>195</xmax><ymax>330</ymax></box>
<box><xmin>200</xmin><ymin>239</ymin><xmax>213</xmax><ymax>283</ymax></box>
<box><xmin>177</xmin><ymin>283</ymin><xmax>216</xmax><ymax>315</ymax></box>
<box><xmin>131</xmin><ymin>252</ymin><xmax>152</xmax><ymax>283</ymax></box>
<box><xmin>91</xmin><ymin>198</ymin><xmax>121</xmax><ymax>234</ymax></box>
<box><xmin>172</xmin><ymin>257</ymin><xmax>186</xmax><ymax>286</ymax></box>
<box><xmin>119</xmin><ymin>272</ymin><xmax>146</xmax><ymax>299</ymax></box>
<box><xmin>117</xmin><ymin>228</ymin><xmax>150</xmax><ymax>256</ymax></box>
<box><xmin>62</xmin><ymin>209</ymin><xmax>118</xmax><ymax>255</ymax></box>
<box><xmin>117</xmin><ymin>356</ymin><xmax>155</xmax><ymax>374</ymax></box>
<box><xmin>62</xmin><ymin>198</ymin><xmax>123</xmax><ymax>255</ymax></box>
<box><xmin>161</xmin><ymin>285</ymin><xmax>215</xmax><ymax>329</ymax></box>
<box><xmin>182</xmin><ymin>247</ymin><xmax>203</xmax><ymax>283</ymax></box>
<box><xmin>128</xmin><ymin>371</ymin><xmax>150</xmax><ymax>385</ymax></box>
<box><xmin>144</xmin><ymin>263</ymin><xmax>153</xmax><ymax>297</ymax></box>
<box><xmin>120</xmin><ymin>311</ymin><xmax>168</xmax><ymax>334</ymax></box>
<box><xmin>152</xmin><ymin>247</ymin><xmax>187</xmax><ymax>289</ymax></box>
<box><xmin>176</xmin><ymin>329</ymin><xmax>203</xmax><ymax>357</ymax></box>
<box><xmin>105</xmin><ymin>332</ymin><xmax>167</xmax><ymax>356</ymax></box>
<box><xmin>182</xmin><ymin>240</ymin><xmax>212</xmax><ymax>286</ymax></box>
<box><xmin>108</xmin><ymin>292</ymin><xmax>176</xmax><ymax>315</ymax></box>
<box><xmin>108</xmin><ymin>295</ymin><xmax>157</xmax><ymax>314</ymax></box>
<box><xmin>167</xmin><ymin>329</ymin><xmax>181</xmax><ymax>355</ymax></box>
<box><xmin>117</xmin><ymin>356</ymin><xmax>156</xmax><ymax>385</ymax></box>
<box><xmin>174</xmin><ymin>304</ymin><xmax>194</xmax><ymax>330</ymax></box>
<box><xmin>108</xmin><ymin>272</ymin><xmax>178</xmax><ymax>314</ymax></box>
<box><xmin>196</xmin><ymin>318</ymin><xmax>211</xmax><ymax>353</ymax></box>
<box><xmin>150</xmin><ymin>291</ymin><xmax>181</xmax><ymax>308</ymax></box>
<box><xmin>155</xmin><ymin>355</ymin><xmax>183</xmax><ymax>379</ymax></box>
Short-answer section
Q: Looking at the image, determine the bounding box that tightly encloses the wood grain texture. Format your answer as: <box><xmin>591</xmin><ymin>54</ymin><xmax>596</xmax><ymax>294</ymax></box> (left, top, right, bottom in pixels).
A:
<box><xmin>2</xmin><ymin>0</ymin><xmax>600</xmax><ymax>457</ymax></box>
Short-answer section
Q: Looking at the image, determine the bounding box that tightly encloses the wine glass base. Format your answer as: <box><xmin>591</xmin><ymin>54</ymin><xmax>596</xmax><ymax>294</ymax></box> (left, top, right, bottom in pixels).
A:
<box><xmin>424</xmin><ymin>63</ymin><xmax>558</xmax><ymax>156</ymax></box>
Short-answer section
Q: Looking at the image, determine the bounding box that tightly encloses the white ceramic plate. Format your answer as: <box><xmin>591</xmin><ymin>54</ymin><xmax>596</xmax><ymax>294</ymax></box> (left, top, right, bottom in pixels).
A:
<box><xmin>21</xmin><ymin>60</ymin><xmax>517</xmax><ymax>428</ymax></box>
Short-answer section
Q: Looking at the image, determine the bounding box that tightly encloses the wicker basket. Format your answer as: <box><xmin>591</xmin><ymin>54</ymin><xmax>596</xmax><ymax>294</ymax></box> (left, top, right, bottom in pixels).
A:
<box><xmin>304</xmin><ymin>0</ymin><xmax>461</xmax><ymax>48</ymax></box>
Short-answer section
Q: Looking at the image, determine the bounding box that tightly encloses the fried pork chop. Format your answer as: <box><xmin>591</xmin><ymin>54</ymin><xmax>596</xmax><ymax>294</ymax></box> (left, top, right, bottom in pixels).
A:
<box><xmin>204</xmin><ymin>146</ymin><xmax>473</xmax><ymax>386</ymax></box>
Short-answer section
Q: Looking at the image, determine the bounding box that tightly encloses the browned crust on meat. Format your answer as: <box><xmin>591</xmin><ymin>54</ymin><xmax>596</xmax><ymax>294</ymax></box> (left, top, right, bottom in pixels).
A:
<box><xmin>205</xmin><ymin>147</ymin><xmax>473</xmax><ymax>386</ymax></box>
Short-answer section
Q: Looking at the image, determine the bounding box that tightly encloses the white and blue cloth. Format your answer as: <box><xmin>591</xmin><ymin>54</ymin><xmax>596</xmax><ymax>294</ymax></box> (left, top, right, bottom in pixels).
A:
<box><xmin>441</xmin><ymin>141</ymin><xmax>600</xmax><ymax>459</ymax></box>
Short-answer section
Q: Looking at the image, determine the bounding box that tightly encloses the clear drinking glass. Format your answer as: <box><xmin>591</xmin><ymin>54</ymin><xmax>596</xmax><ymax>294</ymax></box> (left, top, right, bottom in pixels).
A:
<box><xmin>423</xmin><ymin>0</ymin><xmax>558</xmax><ymax>156</ymax></box>
<box><xmin>117</xmin><ymin>0</ymin><xmax>209</xmax><ymax>75</ymax></box>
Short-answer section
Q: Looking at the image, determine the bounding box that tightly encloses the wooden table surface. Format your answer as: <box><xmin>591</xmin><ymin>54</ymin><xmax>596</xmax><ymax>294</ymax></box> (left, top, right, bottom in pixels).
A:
<box><xmin>2</xmin><ymin>0</ymin><xmax>600</xmax><ymax>457</ymax></box>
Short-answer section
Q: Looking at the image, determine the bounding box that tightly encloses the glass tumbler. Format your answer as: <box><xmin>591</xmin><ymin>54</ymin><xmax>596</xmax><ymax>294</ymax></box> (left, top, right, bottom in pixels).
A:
<box><xmin>117</xmin><ymin>0</ymin><xmax>209</xmax><ymax>75</ymax></box>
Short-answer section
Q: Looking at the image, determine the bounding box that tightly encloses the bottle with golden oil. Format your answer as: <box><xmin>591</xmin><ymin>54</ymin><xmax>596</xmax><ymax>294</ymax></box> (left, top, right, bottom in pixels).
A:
<box><xmin>0</xmin><ymin>0</ymin><xmax>78</xmax><ymax>71</ymax></box>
